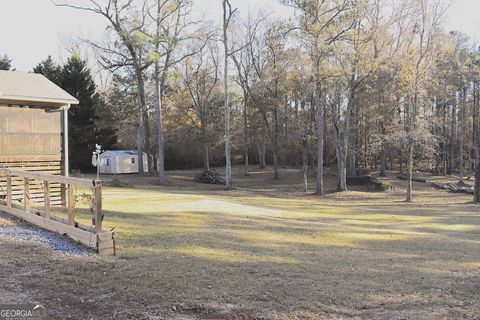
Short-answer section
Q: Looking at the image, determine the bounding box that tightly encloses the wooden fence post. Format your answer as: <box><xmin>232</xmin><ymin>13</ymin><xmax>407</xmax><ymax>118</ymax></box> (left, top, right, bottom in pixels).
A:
<box><xmin>0</xmin><ymin>169</ymin><xmax>114</xmax><ymax>255</ymax></box>
<box><xmin>94</xmin><ymin>181</ymin><xmax>103</xmax><ymax>234</ymax></box>
<box><xmin>44</xmin><ymin>181</ymin><xmax>51</xmax><ymax>219</ymax></box>
<box><xmin>68</xmin><ymin>184</ymin><xmax>75</xmax><ymax>226</ymax></box>
<box><xmin>6</xmin><ymin>173</ymin><xmax>12</xmax><ymax>207</ymax></box>
<box><xmin>24</xmin><ymin>177</ymin><xmax>30</xmax><ymax>213</ymax></box>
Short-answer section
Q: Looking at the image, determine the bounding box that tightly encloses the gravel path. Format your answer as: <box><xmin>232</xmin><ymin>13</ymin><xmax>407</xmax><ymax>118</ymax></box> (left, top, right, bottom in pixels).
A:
<box><xmin>0</xmin><ymin>212</ymin><xmax>95</xmax><ymax>255</ymax></box>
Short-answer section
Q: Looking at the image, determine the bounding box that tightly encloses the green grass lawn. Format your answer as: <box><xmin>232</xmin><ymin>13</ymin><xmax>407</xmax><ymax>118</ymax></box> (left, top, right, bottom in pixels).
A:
<box><xmin>1</xmin><ymin>168</ymin><xmax>479</xmax><ymax>319</ymax></box>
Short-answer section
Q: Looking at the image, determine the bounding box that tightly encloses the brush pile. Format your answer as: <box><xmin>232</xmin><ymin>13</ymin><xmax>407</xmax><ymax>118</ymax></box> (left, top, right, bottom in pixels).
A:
<box><xmin>194</xmin><ymin>170</ymin><xmax>225</xmax><ymax>185</ymax></box>
<box><xmin>432</xmin><ymin>182</ymin><xmax>474</xmax><ymax>194</ymax></box>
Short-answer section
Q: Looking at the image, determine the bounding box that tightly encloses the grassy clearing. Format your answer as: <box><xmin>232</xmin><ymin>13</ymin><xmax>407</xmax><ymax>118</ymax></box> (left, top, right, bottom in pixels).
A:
<box><xmin>0</xmin><ymin>168</ymin><xmax>479</xmax><ymax>319</ymax></box>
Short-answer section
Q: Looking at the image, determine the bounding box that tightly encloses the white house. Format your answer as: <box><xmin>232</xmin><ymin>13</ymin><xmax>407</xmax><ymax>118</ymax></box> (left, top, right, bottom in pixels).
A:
<box><xmin>99</xmin><ymin>150</ymin><xmax>148</xmax><ymax>174</ymax></box>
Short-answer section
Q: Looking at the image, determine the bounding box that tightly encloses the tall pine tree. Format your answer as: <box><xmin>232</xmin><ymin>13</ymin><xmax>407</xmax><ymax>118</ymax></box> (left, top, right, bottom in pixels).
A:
<box><xmin>33</xmin><ymin>56</ymin><xmax>61</xmax><ymax>85</ymax></box>
<box><xmin>0</xmin><ymin>54</ymin><xmax>11</xmax><ymax>70</ymax></box>
<box><xmin>61</xmin><ymin>55</ymin><xmax>98</xmax><ymax>170</ymax></box>
<box><xmin>94</xmin><ymin>95</ymin><xmax>118</xmax><ymax>153</ymax></box>
<box><xmin>34</xmin><ymin>55</ymin><xmax>117</xmax><ymax>171</ymax></box>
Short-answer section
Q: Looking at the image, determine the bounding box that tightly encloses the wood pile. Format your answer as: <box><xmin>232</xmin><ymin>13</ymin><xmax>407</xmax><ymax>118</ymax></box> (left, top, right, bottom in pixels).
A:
<box><xmin>432</xmin><ymin>182</ymin><xmax>474</xmax><ymax>195</ymax></box>
<box><xmin>194</xmin><ymin>170</ymin><xmax>225</xmax><ymax>185</ymax></box>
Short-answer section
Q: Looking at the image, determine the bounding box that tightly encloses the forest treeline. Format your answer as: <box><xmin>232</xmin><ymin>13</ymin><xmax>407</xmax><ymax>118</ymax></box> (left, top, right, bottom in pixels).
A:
<box><xmin>2</xmin><ymin>0</ymin><xmax>480</xmax><ymax>202</ymax></box>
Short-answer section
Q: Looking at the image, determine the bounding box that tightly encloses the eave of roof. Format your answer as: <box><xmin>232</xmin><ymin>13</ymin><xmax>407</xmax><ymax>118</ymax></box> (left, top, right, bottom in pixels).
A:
<box><xmin>0</xmin><ymin>94</ymin><xmax>78</xmax><ymax>106</ymax></box>
<box><xmin>0</xmin><ymin>70</ymin><xmax>79</xmax><ymax>107</ymax></box>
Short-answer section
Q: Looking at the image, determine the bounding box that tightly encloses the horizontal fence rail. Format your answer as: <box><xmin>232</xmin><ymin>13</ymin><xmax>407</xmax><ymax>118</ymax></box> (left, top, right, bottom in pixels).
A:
<box><xmin>0</xmin><ymin>159</ymin><xmax>63</xmax><ymax>205</ymax></box>
<box><xmin>0</xmin><ymin>168</ymin><xmax>115</xmax><ymax>255</ymax></box>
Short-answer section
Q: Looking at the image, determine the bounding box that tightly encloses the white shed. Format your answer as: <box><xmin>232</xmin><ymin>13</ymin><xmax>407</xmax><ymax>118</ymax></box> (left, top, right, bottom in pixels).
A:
<box><xmin>99</xmin><ymin>150</ymin><xmax>148</xmax><ymax>174</ymax></box>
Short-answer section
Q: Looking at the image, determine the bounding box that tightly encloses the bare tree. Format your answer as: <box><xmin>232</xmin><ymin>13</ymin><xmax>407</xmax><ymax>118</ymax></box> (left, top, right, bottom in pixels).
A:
<box><xmin>403</xmin><ymin>0</ymin><xmax>443</xmax><ymax>201</ymax></box>
<box><xmin>249</xmin><ymin>22</ymin><xmax>289</xmax><ymax>180</ymax></box>
<box><xmin>57</xmin><ymin>0</ymin><xmax>152</xmax><ymax>173</ymax></box>
<box><xmin>150</xmin><ymin>0</ymin><xmax>209</xmax><ymax>183</ymax></box>
<box><xmin>221</xmin><ymin>0</ymin><xmax>247</xmax><ymax>188</ymax></box>
<box><xmin>183</xmin><ymin>43</ymin><xmax>220</xmax><ymax>170</ymax></box>
<box><xmin>222</xmin><ymin>0</ymin><xmax>235</xmax><ymax>188</ymax></box>
<box><xmin>231</xmin><ymin>13</ymin><xmax>265</xmax><ymax>176</ymax></box>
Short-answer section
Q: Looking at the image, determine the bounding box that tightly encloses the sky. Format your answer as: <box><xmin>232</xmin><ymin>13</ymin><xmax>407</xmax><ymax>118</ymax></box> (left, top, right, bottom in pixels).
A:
<box><xmin>1</xmin><ymin>0</ymin><xmax>479</xmax><ymax>72</ymax></box>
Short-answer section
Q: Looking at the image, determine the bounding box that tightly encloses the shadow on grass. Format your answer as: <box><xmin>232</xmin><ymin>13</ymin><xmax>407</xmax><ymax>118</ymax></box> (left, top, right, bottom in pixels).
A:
<box><xmin>5</xmin><ymin>204</ymin><xmax>479</xmax><ymax>319</ymax></box>
<box><xmin>4</xmin><ymin>168</ymin><xmax>479</xmax><ymax>319</ymax></box>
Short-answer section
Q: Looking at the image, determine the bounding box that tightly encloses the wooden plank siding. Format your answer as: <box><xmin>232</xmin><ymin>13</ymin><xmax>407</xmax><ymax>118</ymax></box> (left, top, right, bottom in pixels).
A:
<box><xmin>0</xmin><ymin>133</ymin><xmax>61</xmax><ymax>156</ymax></box>
<box><xmin>0</xmin><ymin>106</ymin><xmax>62</xmax><ymax>156</ymax></box>
<box><xmin>0</xmin><ymin>106</ymin><xmax>64</xmax><ymax>205</ymax></box>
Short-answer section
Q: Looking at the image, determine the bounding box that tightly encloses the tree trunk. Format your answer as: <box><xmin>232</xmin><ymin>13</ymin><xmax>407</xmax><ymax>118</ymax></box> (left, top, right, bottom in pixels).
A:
<box><xmin>380</xmin><ymin>106</ymin><xmax>387</xmax><ymax>177</ymax></box>
<box><xmin>145</xmin><ymin>112</ymin><xmax>153</xmax><ymax>173</ymax></box>
<box><xmin>450</xmin><ymin>103</ymin><xmax>457</xmax><ymax>174</ymax></box>
<box><xmin>473</xmin><ymin>81</ymin><xmax>477</xmax><ymax>173</ymax></box>
<box><xmin>459</xmin><ymin>88</ymin><xmax>465</xmax><ymax>182</ymax></box>
<box><xmin>334</xmin><ymin>142</ymin><xmax>347</xmax><ymax>192</ymax></box>
<box><xmin>364</xmin><ymin>111</ymin><xmax>368</xmax><ymax>170</ymax></box>
<box><xmin>475</xmin><ymin>82</ymin><xmax>480</xmax><ymax>203</ymax></box>
<box><xmin>434</xmin><ymin>152</ymin><xmax>441</xmax><ymax>176</ymax></box>
<box><xmin>243</xmin><ymin>100</ymin><xmax>249</xmax><ymax>176</ymax></box>
<box><xmin>154</xmin><ymin>61</ymin><xmax>166</xmax><ymax>183</ymax></box>
<box><xmin>475</xmin><ymin>150</ymin><xmax>480</xmax><ymax>203</ymax></box>
<box><xmin>406</xmin><ymin>81</ymin><xmax>419</xmax><ymax>202</ymax></box>
<box><xmin>443</xmin><ymin>149</ymin><xmax>448</xmax><ymax>176</ymax></box>
<box><xmin>338</xmin><ymin>156</ymin><xmax>346</xmax><ymax>192</ymax></box>
<box><xmin>273</xmin><ymin>107</ymin><xmax>280</xmax><ymax>180</ymax></box>
<box><xmin>406</xmin><ymin>142</ymin><xmax>413</xmax><ymax>202</ymax></box>
<box><xmin>303</xmin><ymin>138</ymin><xmax>308</xmax><ymax>194</ymax></box>
<box><xmin>260</xmin><ymin>143</ymin><xmax>266</xmax><ymax>169</ymax></box>
<box><xmin>348</xmin><ymin>97</ymin><xmax>357</xmax><ymax>176</ymax></box>
<box><xmin>443</xmin><ymin>100</ymin><xmax>448</xmax><ymax>176</ymax></box>
<box><xmin>405</xmin><ymin>96</ymin><xmax>414</xmax><ymax>202</ymax></box>
<box><xmin>314</xmin><ymin>53</ymin><xmax>324</xmax><ymax>195</ymax></box>
<box><xmin>136</xmin><ymin>121</ymin><xmax>144</xmax><ymax>172</ymax></box>
<box><xmin>201</xmin><ymin>118</ymin><xmax>210</xmax><ymax>170</ymax></box>
<box><xmin>340</xmin><ymin>93</ymin><xmax>353</xmax><ymax>191</ymax></box>
<box><xmin>135</xmin><ymin>69</ymin><xmax>146</xmax><ymax>174</ymax></box>
<box><xmin>259</xmin><ymin>120</ymin><xmax>266</xmax><ymax>169</ymax></box>
<box><xmin>224</xmin><ymin>70</ymin><xmax>232</xmax><ymax>189</ymax></box>
<box><xmin>332</xmin><ymin>113</ymin><xmax>347</xmax><ymax>192</ymax></box>
<box><xmin>380</xmin><ymin>145</ymin><xmax>387</xmax><ymax>177</ymax></box>
<box><xmin>301</xmin><ymin>99</ymin><xmax>309</xmax><ymax>194</ymax></box>
<box><xmin>153</xmin><ymin>2</ymin><xmax>167</xmax><ymax>182</ymax></box>
<box><xmin>315</xmin><ymin>93</ymin><xmax>325</xmax><ymax>195</ymax></box>
<box><xmin>223</xmin><ymin>1</ymin><xmax>232</xmax><ymax>189</ymax></box>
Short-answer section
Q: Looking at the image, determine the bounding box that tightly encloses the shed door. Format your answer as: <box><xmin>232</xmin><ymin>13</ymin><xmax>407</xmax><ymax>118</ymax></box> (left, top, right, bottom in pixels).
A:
<box><xmin>104</xmin><ymin>157</ymin><xmax>112</xmax><ymax>174</ymax></box>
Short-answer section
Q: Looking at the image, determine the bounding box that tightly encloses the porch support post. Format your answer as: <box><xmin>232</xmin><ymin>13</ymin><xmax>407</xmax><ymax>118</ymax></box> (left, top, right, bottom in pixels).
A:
<box><xmin>64</xmin><ymin>104</ymin><xmax>70</xmax><ymax>177</ymax></box>
<box><xmin>63</xmin><ymin>104</ymin><xmax>70</xmax><ymax>207</ymax></box>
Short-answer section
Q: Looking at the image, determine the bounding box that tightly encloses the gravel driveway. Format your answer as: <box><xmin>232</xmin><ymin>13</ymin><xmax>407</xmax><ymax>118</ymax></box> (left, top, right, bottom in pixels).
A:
<box><xmin>0</xmin><ymin>212</ymin><xmax>95</xmax><ymax>255</ymax></box>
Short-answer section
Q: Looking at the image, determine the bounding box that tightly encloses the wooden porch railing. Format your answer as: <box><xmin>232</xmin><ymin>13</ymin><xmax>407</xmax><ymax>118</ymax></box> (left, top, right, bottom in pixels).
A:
<box><xmin>0</xmin><ymin>169</ymin><xmax>115</xmax><ymax>255</ymax></box>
